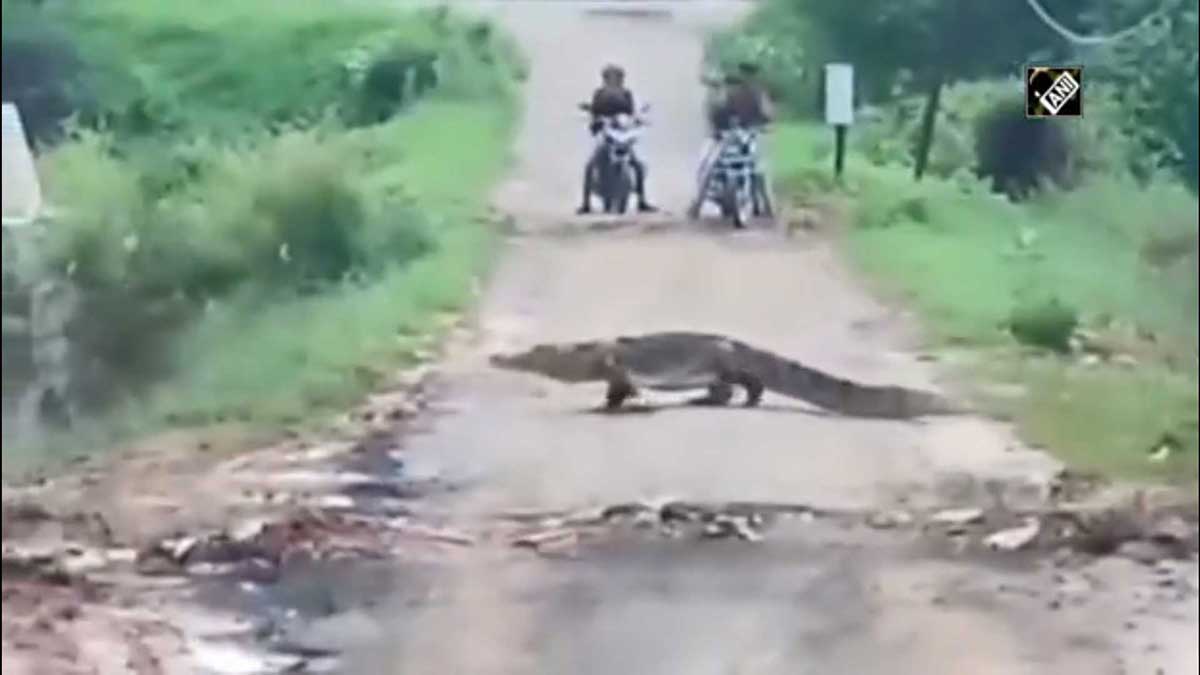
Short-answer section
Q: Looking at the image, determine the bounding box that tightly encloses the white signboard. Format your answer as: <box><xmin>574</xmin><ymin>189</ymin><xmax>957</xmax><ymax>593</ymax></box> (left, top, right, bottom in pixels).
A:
<box><xmin>2</xmin><ymin>102</ymin><xmax>44</xmax><ymax>225</ymax></box>
<box><xmin>824</xmin><ymin>63</ymin><xmax>854</xmax><ymax>126</ymax></box>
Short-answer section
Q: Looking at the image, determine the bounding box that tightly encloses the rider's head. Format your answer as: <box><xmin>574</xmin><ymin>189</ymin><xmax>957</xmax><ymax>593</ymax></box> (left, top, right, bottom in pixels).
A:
<box><xmin>601</xmin><ymin>64</ymin><xmax>625</xmax><ymax>87</ymax></box>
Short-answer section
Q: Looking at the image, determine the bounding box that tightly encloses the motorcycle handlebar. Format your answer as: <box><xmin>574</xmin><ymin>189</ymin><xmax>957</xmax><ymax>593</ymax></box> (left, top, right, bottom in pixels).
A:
<box><xmin>714</xmin><ymin>125</ymin><xmax>769</xmax><ymax>137</ymax></box>
<box><xmin>575</xmin><ymin>102</ymin><xmax>651</xmax><ymax>115</ymax></box>
<box><xmin>582</xmin><ymin>113</ymin><xmax>650</xmax><ymax>128</ymax></box>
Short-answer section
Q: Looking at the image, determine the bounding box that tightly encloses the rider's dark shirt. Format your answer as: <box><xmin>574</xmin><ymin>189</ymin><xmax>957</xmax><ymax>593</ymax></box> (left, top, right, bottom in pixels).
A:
<box><xmin>589</xmin><ymin>86</ymin><xmax>635</xmax><ymax>133</ymax></box>
<box><xmin>711</xmin><ymin>83</ymin><xmax>770</xmax><ymax>132</ymax></box>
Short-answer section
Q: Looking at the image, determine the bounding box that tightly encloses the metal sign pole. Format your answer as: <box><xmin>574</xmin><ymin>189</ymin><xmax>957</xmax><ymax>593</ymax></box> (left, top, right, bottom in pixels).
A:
<box><xmin>823</xmin><ymin>64</ymin><xmax>854</xmax><ymax>182</ymax></box>
<box><xmin>833</xmin><ymin>124</ymin><xmax>847</xmax><ymax>179</ymax></box>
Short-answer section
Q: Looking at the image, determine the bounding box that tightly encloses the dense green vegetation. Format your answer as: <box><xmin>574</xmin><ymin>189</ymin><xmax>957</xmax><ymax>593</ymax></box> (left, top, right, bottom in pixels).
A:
<box><xmin>713</xmin><ymin>0</ymin><xmax>1199</xmax><ymax>482</ymax></box>
<box><xmin>710</xmin><ymin>0</ymin><xmax>1198</xmax><ymax>189</ymax></box>
<box><xmin>1</xmin><ymin>0</ymin><xmax>523</xmax><ymax>473</ymax></box>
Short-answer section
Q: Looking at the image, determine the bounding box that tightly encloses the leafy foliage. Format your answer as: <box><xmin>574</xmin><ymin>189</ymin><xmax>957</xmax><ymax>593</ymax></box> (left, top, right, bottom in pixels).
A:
<box><xmin>2</xmin><ymin>0</ymin><xmax>523</xmax><ymax>145</ymax></box>
<box><xmin>705</xmin><ymin>2</ymin><xmax>816</xmax><ymax>113</ymax></box>
<box><xmin>1008</xmin><ymin>298</ymin><xmax>1079</xmax><ymax>353</ymax></box>
<box><xmin>0</xmin><ymin>0</ymin><xmax>94</xmax><ymax>144</ymax></box>
<box><xmin>2</xmin><ymin>1</ymin><xmax>522</xmax><ymax>430</ymax></box>
<box><xmin>1085</xmin><ymin>0</ymin><xmax>1199</xmax><ymax>189</ymax></box>
<box><xmin>717</xmin><ymin>0</ymin><xmax>1197</xmax><ymax>192</ymax></box>
<box><xmin>794</xmin><ymin>0</ymin><xmax>1064</xmax><ymax>98</ymax></box>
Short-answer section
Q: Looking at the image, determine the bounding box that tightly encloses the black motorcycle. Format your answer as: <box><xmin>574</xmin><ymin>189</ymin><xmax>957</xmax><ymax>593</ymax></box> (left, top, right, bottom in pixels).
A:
<box><xmin>579</xmin><ymin>102</ymin><xmax>649</xmax><ymax>214</ymax></box>
<box><xmin>703</xmin><ymin>117</ymin><xmax>770</xmax><ymax>229</ymax></box>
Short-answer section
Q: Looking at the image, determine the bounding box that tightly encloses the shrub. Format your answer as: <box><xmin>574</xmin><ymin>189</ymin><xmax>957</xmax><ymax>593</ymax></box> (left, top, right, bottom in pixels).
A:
<box><xmin>974</xmin><ymin>98</ymin><xmax>1072</xmax><ymax>199</ymax></box>
<box><xmin>6</xmin><ymin>1</ymin><xmax>523</xmax><ymax>146</ymax></box>
<box><xmin>42</xmin><ymin>126</ymin><xmax>434</xmax><ymax>301</ymax></box>
<box><xmin>1008</xmin><ymin>298</ymin><xmax>1079</xmax><ymax>353</ymax></box>
<box><xmin>1089</xmin><ymin>0</ymin><xmax>1199</xmax><ymax>191</ymax></box>
<box><xmin>705</xmin><ymin>2</ymin><xmax>816</xmax><ymax>115</ymax></box>
<box><xmin>35</xmin><ymin>124</ymin><xmax>435</xmax><ymax>411</ymax></box>
<box><xmin>5</xmin><ymin>0</ymin><xmax>519</xmax><ymax>435</ymax></box>
<box><xmin>349</xmin><ymin>45</ymin><xmax>440</xmax><ymax>125</ymax></box>
<box><xmin>205</xmin><ymin>131</ymin><xmax>374</xmax><ymax>288</ymax></box>
<box><xmin>852</xmin><ymin>79</ymin><xmax>1146</xmax><ymax>197</ymax></box>
<box><xmin>0</xmin><ymin>0</ymin><xmax>95</xmax><ymax>145</ymax></box>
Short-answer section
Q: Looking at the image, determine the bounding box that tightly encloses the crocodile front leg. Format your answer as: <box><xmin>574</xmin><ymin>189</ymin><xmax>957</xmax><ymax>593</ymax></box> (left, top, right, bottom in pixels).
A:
<box><xmin>604</xmin><ymin>376</ymin><xmax>639</xmax><ymax>411</ymax></box>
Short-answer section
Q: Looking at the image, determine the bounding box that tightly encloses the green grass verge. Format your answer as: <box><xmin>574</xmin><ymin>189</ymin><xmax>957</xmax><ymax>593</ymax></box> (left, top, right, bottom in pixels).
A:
<box><xmin>3</xmin><ymin>0</ymin><xmax>524</xmax><ymax>477</ymax></box>
<box><xmin>4</xmin><ymin>101</ymin><xmax>513</xmax><ymax>477</ymax></box>
<box><xmin>143</xmin><ymin>102</ymin><xmax>512</xmax><ymax>426</ymax></box>
<box><xmin>771</xmin><ymin>122</ymin><xmax>1199</xmax><ymax>484</ymax></box>
<box><xmin>8</xmin><ymin>0</ymin><xmax>452</xmax><ymax>139</ymax></box>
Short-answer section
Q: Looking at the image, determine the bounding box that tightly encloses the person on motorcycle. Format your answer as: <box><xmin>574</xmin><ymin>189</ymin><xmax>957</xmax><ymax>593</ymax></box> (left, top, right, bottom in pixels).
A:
<box><xmin>715</xmin><ymin>61</ymin><xmax>774</xmax><ymax>131</ymax></box>
<box><xmin>688</xmin><ymin>62</ymin><xmax>774</xmax><ymax>219</ymax></box>
<box><xmin>578</xmin><ymin>64</ymin><xmax>656</xmax><ymax>214</ymax></box>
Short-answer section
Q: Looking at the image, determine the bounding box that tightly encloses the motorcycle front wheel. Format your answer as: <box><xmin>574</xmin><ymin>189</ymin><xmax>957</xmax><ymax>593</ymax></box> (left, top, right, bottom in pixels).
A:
<box><xmin>734</xmin><ymin>185</ymin><xmax>752</xmax><ymax>228</ymax></box>
<box><xmin>604</xmin><ymin>163</ymin><xmax>633</xmax><ymax>215</ymax></box>
<box><xmin>720</xmin><ymin>181</ymin><xmax>745</xmax><ymax>228</ymax></box>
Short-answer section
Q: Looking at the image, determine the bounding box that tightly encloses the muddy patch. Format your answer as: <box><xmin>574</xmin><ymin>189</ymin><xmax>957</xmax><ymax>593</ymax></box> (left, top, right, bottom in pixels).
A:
<box><xmin>487</xmin><ymin>482</ymin><xmax>1198</xmax><ymax>567</ymax></box>
<box><xmin>1</xmin><ymin>362</ymin><xmax>478</xmax><ymax>673</ymax></box>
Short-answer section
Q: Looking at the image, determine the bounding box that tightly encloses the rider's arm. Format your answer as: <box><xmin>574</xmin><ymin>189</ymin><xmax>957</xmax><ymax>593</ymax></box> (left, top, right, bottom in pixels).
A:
<box><xmin>758</xmin><ymin>86</ymin><xmax>775</xmax><ymax>125</ymax></box>
<box><xmin>708</xmin><ymin>104</ymin><xmax>728</xmax><ymax>138</ymax></box>
<box><xmin>622</xmin><ymin>89</ymin><xmax>636</xmax><ymax>116</ymax></box>
<box><xmin>588</xmin><ymin>88</ymin><xmax>605</xmax><ymax>133</ymax></box>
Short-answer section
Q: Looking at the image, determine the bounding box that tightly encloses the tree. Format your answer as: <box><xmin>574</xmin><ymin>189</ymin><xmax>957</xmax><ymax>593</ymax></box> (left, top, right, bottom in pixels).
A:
<box><xmin>1084</xmin><ymin>0</ymin><xmax>1199</xmax><ymax>190</ymax></box>
<box><xmin>1</xmin><ymin>0</ymin><xmax>94</xmax><ymax>145</ymax></box>
<box><xmin>798</xmin><ymin>0</ymin><xmax>1068</xmax><ymax>179</ymax></box>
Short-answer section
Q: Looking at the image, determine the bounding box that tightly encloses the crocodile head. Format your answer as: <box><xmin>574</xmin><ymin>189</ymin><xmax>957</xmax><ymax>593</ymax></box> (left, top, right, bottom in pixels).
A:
<box><xmin>489</xmin><ymin>341</ymin><xmax>611</xmax><ymax>383</ymax></box>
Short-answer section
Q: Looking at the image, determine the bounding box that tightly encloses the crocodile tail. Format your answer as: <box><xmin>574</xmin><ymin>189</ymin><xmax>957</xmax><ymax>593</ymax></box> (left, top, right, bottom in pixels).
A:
<box><xmin>733</xmin><ymin>343</ymin><xmax>967</xmax><ymax>418</ymax></box>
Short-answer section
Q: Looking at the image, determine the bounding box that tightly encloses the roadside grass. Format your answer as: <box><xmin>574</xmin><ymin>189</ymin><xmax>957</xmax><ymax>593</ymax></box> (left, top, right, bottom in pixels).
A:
<box><xmin>771</xmin><ymin>123</ymin><xmax>1199</xmax><ymax>484</ymax></box>
<box><xmin>980</xmin><ymin>355</ymin><xmax>1197</xmax><ymax>482</ymax></box>
<box><xmin>3</xmin><ymin>102</ymin><xmax>513</xmax><ymax>477</ymax></box>
<box><xmin>1</xmin><ymin>1</ymin><xmax>522</xmax><ymax>478</ymax></box>
<box><xmin>140</xmin><ymin>103</ymin><xmax>512</xmax><ymax>429</ymax></box>
<box><xmin>27</xmin><ymin>0</ymin><xmax>435</xmax><ymax>138</ymax></box>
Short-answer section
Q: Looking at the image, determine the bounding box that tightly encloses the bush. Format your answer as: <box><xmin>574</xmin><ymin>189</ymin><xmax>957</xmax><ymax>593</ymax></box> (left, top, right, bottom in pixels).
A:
<box><xmin>1008</xmin><ymin>298</ymin><xmax>1079</xmax><ymax>353</ymax></box>
<box><xmin>3</xmin><ymin>0</ymin><xmax>522</xmax><ymax>449</ymax></box>
<box><xmin>41</xmin><ymin>126</ymin><xmax>433</xmax><ymax>300</ymax></box>
<box><xmin>348</xmin><ymin>45</ymin><xmax>440</xmax><ymax>125</ymax></box>
<box><xmin>1088</xmin><ymin>0</ymin><xmax>1199</xmax><ymax>191</ymax></box>
<box><xmin>851</xmin><ymin>79</ymin><xmax>1147</xmax><ymax>197</ymax></box>
<box><xmin>34</xmin><ymin>123</ymin><xmax>435</xmax><ymax>413</ymax></box>
<box><xmin>974</xmin><ymin>98</ymin><xmax>1072</xmax><ymax>199</ymax></box>
<box><xmin>0</xmin><ymin>0</ymin><xmax>95</xmax><ymax>145</ymax></box>
<box><xmin>3</xmin><ymin>1</ymin><xmax>523</xmax><ymax>145</ymax></box>
<box><xmin>705</xmin><ymin>2</ymin><xmax>817</xmax><ymax>115</ymax></box>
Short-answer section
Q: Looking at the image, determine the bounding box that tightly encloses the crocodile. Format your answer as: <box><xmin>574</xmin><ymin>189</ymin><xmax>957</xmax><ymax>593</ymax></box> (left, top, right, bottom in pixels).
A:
<box><xmin>489</xmin><ymin>331</ymin><xmax>968</xmax><ymax>418</ymax></box>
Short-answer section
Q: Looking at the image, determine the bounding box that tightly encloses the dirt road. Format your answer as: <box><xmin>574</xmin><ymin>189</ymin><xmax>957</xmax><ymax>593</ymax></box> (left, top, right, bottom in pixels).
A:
<box><xmin>339</xmin><ymin>3</ymin><xmax>1197</xmax><ymax>673</ymax></box>
<box><xmin>0</xmin><ymin>4</ymin><xmax>1193</xmax><ymax>674</ymax></box>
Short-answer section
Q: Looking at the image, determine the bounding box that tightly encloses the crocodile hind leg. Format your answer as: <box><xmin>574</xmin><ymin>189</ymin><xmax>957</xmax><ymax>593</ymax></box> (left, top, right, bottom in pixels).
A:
<box><xmin>731</xmin><ymin>372</ymin><xmax>765</xmax><ymax>407</ymax></box>
<box><xmin>687</xmin><ymin>380</ymin><xmax>734</xmax><ymax>407</ymax></box>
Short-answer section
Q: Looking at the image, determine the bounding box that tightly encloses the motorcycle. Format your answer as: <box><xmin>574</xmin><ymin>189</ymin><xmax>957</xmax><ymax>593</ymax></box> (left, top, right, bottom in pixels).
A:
<box><xmin>702</xmin><ymin>117</ymin><xmax>770</xmax><ymax>229</ymax></box>
<box><xmin>579</xmin><ymin>102</ymin><xmax>649</xmax><ymax>215</ymax></box>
